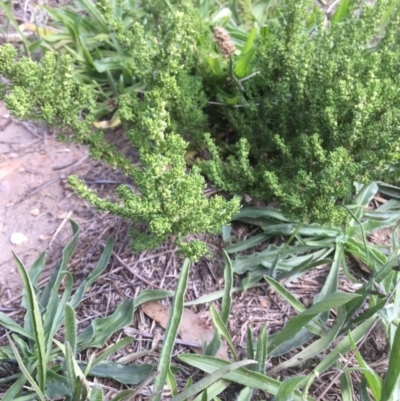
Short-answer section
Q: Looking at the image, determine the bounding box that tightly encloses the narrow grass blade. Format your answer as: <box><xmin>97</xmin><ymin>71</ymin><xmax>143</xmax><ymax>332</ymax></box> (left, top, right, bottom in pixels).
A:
<box><xmin>269</xmin><ymin>292</ymin><xmax>359</xmax><ymax>351</ymax></box>
<box><xmin>65</xmin><ymin>341</ymin><xmax>78</xmax><ymax>394</ymax></box>
<box><xmin>269</xmin><ymin>306</ymin><xmax>346</xmax><ymax>374</ymax></box>
<box><xmin>206</xmin><ymin>251</ymin><xmax>233</xmax><ymax>356</ymax></box>
<box><xmin>381</xmin><ymin>321</ymin><xmax>400</xmax><ymax>401</ymax></box>
<box><xmin>340</xmin><ymin>368</ymin><xmax>354</xmax><ymax>401</ymax></box>
<box><xmin>65</xmin><ymin>304</ymin><xmax>77</xmax><ymax>357</ymax></box>
<box><xmin>303</xmin><ymin>316</ymin><xmax>376</xmax><ymax>396</ymax></box>
<box><xmin>41</xmin><ymin>220</ymin><xmax>79</xmax><ymax>308</ymax></box>
<box><xmin>331</xmin><ymin>0</ymin><xmax>350</xmax><ymax>24</ymax></box>
<box><xmin>264</xmin><ymin>276</ymin><xmax>326</xmax><ymax>336</ymax></box>
<box><xmin>275</xmin><ymin>376</ymin><xmax>307</xmax><ymax>401</ymax></box>
<box><xmin>91</xmin><ymin>337</ymin><xmax>135</xmax><ymax>370</ymax></box>
<box><xmin>12</xmin><ymin>252</ymin><xmax>46</xmax><ymax>391</ymax></box>
<box><xmin>314</xmin><ymin>243</ymin><xmax>343</xmax><ymax>303</ymax></box>
<box><xmin>255</xmin><ymin>324</ymin><xmax>267</xmax><ymax>373</ymax></box>
<box><xmin>7</xmin><ymin>335</ymin><xmax>46</xmax><ymax>401</ymax></box>
<box><xmin>246</xmin><ymin>327</ymin><xmax>254</xmax><ymax>360</ymax></box>
<box><xmin>77</xmin><ymin>299</ymin><xmax>135</xmax><ymax>348</ymax></box>
<box><xmin>179</xmin><ymin>354</ymin><xmax>313</xmax><ymax>400</ymax></box>
<box><xmin>221</xmin><ymin>250</ymin><xmax>233</xmax><ymax>325</ymax></box>
<box><xmin>134</xmin><ymin>289</ymin><xmax>175</xmax><ymax>309</ymax></box>
<box><xmin>353</xmin><ymin>348</ymin><xmax>382</xmax><ymax>401</ymax></box>
<box><xmin>0</xmin><ymin>1</ymin><xmax>29</xmax><ymax>54</ymax></box>
<box><xmin>360</xmin><ymin>376</ymin><xmax>373</xmax><ymax>401</ymax></box>
<box><xmin>2</xmin><ymin>374</ymin><xmax>29</xmax><ymax>401</ymax></box>
<box><xmin>192</xmin><ymin>379</ymin><xmax>231</xmax><ymax>401</ymax></box>
<box><xmin>210</xmin><ymin>305</ymin><xmax>237</xmax><ymax>360</ymax></box>
<box><xmin>45</xmin><ymin>272</ymin><xmax>73</xmax><ymax>362</ymax></box>
<box><xmin>0</xmin><ymin>313</ymin><xmax>34</xmax><ymax>340</ymax></box>
<box><xmin>152</xmin><ymin>259</ymin><xmax>191</xmax><ymax>401</ymax></box>
<box><xmin>236</xmin><ymin>386</ymin><xmax>252</xmax><ymax>401</ymax></box>
<box><xmin>171</xmin><ymin>360</ymin><xmax>256</xmax><ymax>401</ymax></box>
<box><xmin>225</xmin><ymin>233</ymin><xmax>268</xmax><ymax>253</ymax></box>
<box><xmin>69</xmin><ymin>238</ymin><xmax>114</xmax><ymax>308</ymax></box>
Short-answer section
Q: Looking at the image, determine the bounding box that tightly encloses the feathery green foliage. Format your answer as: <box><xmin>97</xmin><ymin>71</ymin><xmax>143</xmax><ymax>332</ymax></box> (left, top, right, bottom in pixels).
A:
<box><xmin>201</xmin><ymin>0</ymin><xmax>400</xmax><ymax>224</ymax></box>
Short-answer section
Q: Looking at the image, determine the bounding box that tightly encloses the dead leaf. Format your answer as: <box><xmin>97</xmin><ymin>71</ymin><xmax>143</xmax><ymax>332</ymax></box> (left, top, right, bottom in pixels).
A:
<box><xmin>93</xmin><ymin>114</ymin><xmax>121</xmax><ymax>129</ymax></box>
<box><xmin>142</xmin><ymin>301</ymin><xmax>229</xmax><ymax>360</ymax></box>
<box><xmin>20</xmin><ymin>23</ymin><xmax>61</xmax><ymax>37</ymax></box>
<box><xmin>0</xmin><ymin>161</ymin><xmax>21</xmax><ymax>182</ymax></box>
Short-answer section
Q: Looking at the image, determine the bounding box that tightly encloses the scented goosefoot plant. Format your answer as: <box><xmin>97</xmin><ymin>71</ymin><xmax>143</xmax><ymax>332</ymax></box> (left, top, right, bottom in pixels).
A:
<box><xmin>2</xmin><ymin>0</ymin><xmax>400</xmax><ymax>257</ymax></box>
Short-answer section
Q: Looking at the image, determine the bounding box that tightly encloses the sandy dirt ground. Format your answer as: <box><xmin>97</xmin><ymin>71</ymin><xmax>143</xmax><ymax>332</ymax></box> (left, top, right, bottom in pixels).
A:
<box><xmin>0</xmin><ymin>101</ymin><xmax>90</xmax><ymax>304</ymax></box>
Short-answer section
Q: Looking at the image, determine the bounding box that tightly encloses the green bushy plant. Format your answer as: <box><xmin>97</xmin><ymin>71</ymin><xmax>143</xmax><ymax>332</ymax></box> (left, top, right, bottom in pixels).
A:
<box><xmin>4</xmin><ymin>0</ymin><xmax>400</xmax><ymax>258</ymax></box>
<box><xmin>0</xmin><ymin>0</ymin><xmax>241</xmax><ymax>259</ymax></box>
<box><xmin>200</xmin><ymin>0</ymin><xmax>400</xmax><ymax>224</ymax></box>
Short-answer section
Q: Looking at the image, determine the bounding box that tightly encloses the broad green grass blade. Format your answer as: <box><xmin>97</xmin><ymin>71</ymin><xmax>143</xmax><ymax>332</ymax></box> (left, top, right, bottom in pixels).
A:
<box><xmin>0</xmin><ymin>313</ymin><xmax>34</xmax><ymax>340</ymax></box>
<box><xmin>264</xmin><ymin>276</ymin><xmax>326</xmax><ymax>336</ymax></box>
<box><xmin>65</xmin><ymin>341</ymin><xmax>78</xmax><ymax>395</ymax></box>
<box><xmin>69</xmin><ymin>238</ymin><xmax>114</xmax><ymax>308</ymax></box>
<box><xmin>255</xmin><ymin>324</ymin><xmax>267</xmax><ymax>373</ymax></box>
<box><xmin>89</xmin><ymin>385</ymin><xmax>103</xmax><ymax>401</ymax></box>
<box><xmin>206</xmin><ymin>251</ymin><xmax>233</xmax><ymax>356</ymax></box>
<box><xmin>210</xmin><ymin>305</ymin><xmax>237</xmax><ymax>360</ymax></box>
<box><xmin>247</xmin><ymin>327</ymin><xmax>254</xmax><ymax>360</ymax></box>
<box><xmin>65</xmin><ymin>304</ymin><xmax>77</xmax><ymax>357</ymax></box>
<box><xmin>303</xmin><ymin>316</ymin><xmax>376</xmax><ymax>396</ymax></box>
<box><xmin>269</xmin><ymin>292</ymin><xmax>359</xmax><ymax>351</ymax></box>
<box><xmin>77</xmin><ymin>299</ymin><xmax>135</xmax><ymax>348</ymax></box>
<box><xmin>225</xmin><ymin>233</ymin><xmax>268</xmax><ymax>253</ymax></box>
<box><xmin>314</xmin><ymin>244</ymin><xmax>343</xmax><ymax>303</ymax></box>
<box><xmin>2</xmin><ymin>374</ymin><xmax>30</xmax><ymax>401</ymax></box>
<box><xmin>152</xmin><ymin>258</ymin><xmax>191</xmax><ymax>401</ymax></box>
<box><xmin>12</xmin><ymin>252</ymin><xmax>46</xmax><ymax>391</ymax></box>
<box><xmin>91</xmin><ymin>337</ymin><xmax>134</xmax><ymax>369</ymax></box>
<box><xmin>221</xmin><ymin>250</ymin><xmax>233</xmax><ymax>324</ymax></box>
<box><xmin>12</xmin><ymin>394</ymin><xmax>38</xmax><ymax>401</ymax></box>
<box><xmin>80</xmin><ymin>361</ymin><xmax>156</xmax><ymax>384</ymax></box>
<box><xmin>236</xmin><ymin>386</ymin><xmax>252</xmax><ymax>401</ymax></box>
<box><xmin>0</xmin><ymin>1</ymin><xmax>29</xmax><ymax>54</ymax></box>
<box><xmin>166</xmin><ymin>368</ymin><xmax>178</xmax><ymax>396</ymax></box>
<box><xmin>179</xmin><ymin>354</ymin><xmax>313</xmax><ymax>400</ymax></box>
<box><xmin>26</xmin><ymin>252</ymin><xmax>46</xmax><ymax>288</ymax></box>
<box><xmin>44</xmin><ymin>272</ymin><xmax>73</xmax><ymax>362</ymax></box>
<box><xmin>7</xmin><ymin>335</ymin><xmax>46</xmax><ymax>401</ymax></box>
<box><xmin>171</xmin><ymin>360</ymin><xmax>256</xmax><ymax>401</ymax></box>
<box><xmin>331</xmin><ymin>0</ymin><xmax>350</xmax><ymax>24</ymax></box>
<box><xmin>275</xmin><ymin>376</ymin><xmax>307</xmax><ymax>401</ymax></box>
<box><xmin>381</xmin><ymin>320</ymin><xmax>400</xmax><ymax>401</ymax></box>
<box><xmin>192</xmin><ymin>379</ymin><xmax>231</xmax><ymax>401</ymax></box>
<box><xmin>340</xmin><ymin>368</ymin><xmax>354</xmax><ymax>401</ymax></box>
<box><xmin>354</xmin><ymin>349</ymin><xmax>382</xmax><ymax>401</ymax></box>
<box><xmin>134</xmin><ymin>289</ymin><xmax>175</xmax><ymax>308</ymax></box>
<box><xmin>269</xmin><ymin>306</ymin><xmax>346</xmax><ymax>374</ymax></box>
<box><xmin>41</xmin><ymin>220</ymin><xmax>79</xmax><ymax>308</ymax></box>
<box><xmin>232</xmin><ymin>207</ymin><xmax>290</xmax><ymax>222</ymax></box>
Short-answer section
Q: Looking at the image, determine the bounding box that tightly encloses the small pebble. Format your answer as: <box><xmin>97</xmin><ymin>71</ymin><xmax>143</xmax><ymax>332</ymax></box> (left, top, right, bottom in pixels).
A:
<box><xmin>29</xmin><ymin>208</ymin><xmax>40</xmax><ymax>216</ymax></box>
<box><xmin>10</xmin><ymin>232</ymin><xmax>28</xmax><ymax>245</ymax></box>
